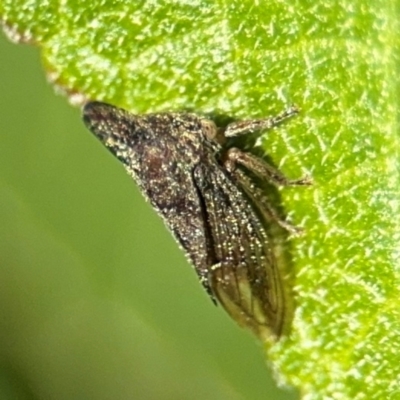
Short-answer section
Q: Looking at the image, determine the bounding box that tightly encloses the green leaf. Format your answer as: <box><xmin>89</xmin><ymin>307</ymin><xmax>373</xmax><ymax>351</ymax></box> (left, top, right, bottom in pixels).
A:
<box><xmin>1</xmin><ymin>0</ymin><xmax>399</xmax><ymax>398</ymax></box>
<box><xmin>1</xmin><ymin>37</ymin><xmax>292</xmax><ymax>400</ymax></box>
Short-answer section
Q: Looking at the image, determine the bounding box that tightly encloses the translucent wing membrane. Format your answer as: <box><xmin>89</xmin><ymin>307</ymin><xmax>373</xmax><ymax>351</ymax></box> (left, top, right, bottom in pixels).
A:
<box><xmin>193</xmin><ymin>163</ymin><xmax>289</xmax><ymax>338</ymax></box>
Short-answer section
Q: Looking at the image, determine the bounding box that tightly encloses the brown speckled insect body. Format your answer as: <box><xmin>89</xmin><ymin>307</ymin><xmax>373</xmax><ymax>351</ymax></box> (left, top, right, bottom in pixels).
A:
<box><xmin>82</xmin><ymin>102</ymin><xmax>309</xmax><ymax>339</ymax></box>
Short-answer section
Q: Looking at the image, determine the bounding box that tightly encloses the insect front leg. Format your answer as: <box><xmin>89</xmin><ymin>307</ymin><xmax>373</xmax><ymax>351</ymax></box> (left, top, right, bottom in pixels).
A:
<box><xmin>223</xmin><ymin>105</ymin><xmax>299</xmax><ymax>138</ymax></box>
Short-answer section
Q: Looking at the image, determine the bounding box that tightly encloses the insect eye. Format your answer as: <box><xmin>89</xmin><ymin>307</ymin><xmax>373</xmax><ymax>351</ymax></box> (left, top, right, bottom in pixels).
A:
<box><xmin>200</xmin><ymin>120</ymin><xmax>218</xmax><ymax>141</ymax></box>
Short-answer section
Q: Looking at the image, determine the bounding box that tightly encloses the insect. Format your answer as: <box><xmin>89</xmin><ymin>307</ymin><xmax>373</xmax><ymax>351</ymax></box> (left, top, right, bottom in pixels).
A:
<box><xmin>82</xmin><ymin>101</ymin><xmax>310</xmax><ymax>339</ymax></box>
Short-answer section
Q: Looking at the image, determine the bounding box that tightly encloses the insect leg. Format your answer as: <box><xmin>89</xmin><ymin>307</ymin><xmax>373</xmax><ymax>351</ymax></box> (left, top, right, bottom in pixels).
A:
<box><xmin>224</xmin><ymin>158</ymin><xmax>303</xmax><ymax>234</ymax></box>
<box><xmin>223</xmin><ymin>105</ymin><xmax>299</xmax><ymax>138</ymax></box>
<box><xmin>224</xmin><ymin>147</ymin><xmax>311</xmax><ymax>187</ymax></box>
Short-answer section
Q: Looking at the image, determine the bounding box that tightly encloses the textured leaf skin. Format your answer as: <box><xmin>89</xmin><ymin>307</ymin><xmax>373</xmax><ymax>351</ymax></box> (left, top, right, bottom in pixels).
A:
<box><xmin>1</xmin><ymin>1</ymin><xmax>400</xmax><ymax>398</ymax></box>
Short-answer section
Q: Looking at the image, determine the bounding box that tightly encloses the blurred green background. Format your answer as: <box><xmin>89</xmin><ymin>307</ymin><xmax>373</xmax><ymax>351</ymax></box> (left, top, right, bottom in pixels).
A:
<box><xmin>0</xmin><ymin>34</ymin><xmax>298</xmax><ymax>399</ymax></box>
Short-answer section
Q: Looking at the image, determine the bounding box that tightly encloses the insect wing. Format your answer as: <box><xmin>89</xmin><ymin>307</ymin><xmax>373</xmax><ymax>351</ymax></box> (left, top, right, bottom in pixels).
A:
<box><xmin>193</xmin><ymin>163</ymin><xmax>288</xmax><ymax>338</ymax></box>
